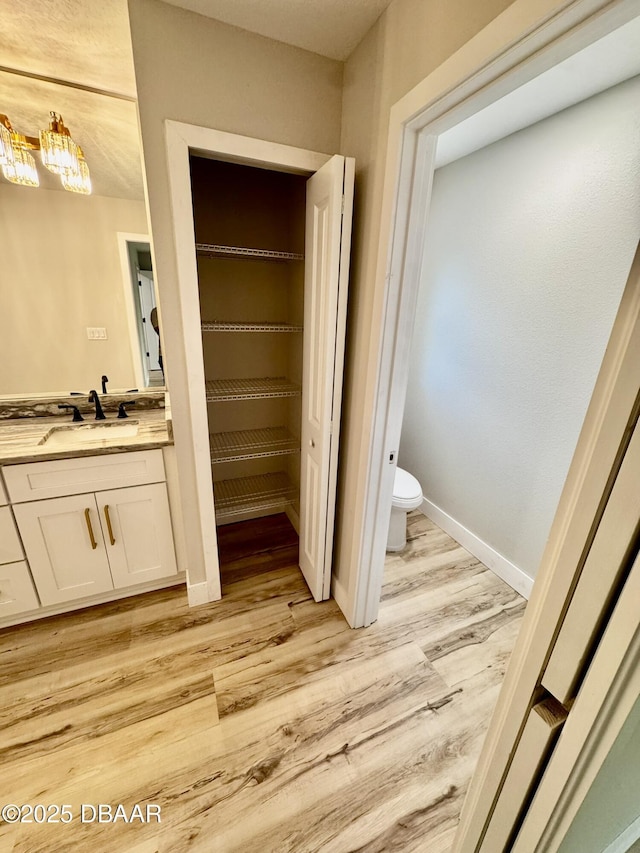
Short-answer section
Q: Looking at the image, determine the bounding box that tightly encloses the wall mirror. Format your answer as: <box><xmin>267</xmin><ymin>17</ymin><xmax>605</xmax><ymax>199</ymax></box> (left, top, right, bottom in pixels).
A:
<box><xmin>0</xmin><ymin>7</ymin><xmax>163</xmax><ymax>399</ymax></box>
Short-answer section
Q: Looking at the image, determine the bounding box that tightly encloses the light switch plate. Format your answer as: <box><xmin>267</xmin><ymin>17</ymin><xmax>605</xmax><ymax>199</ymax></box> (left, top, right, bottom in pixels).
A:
<box><xmin>86</xmin><ymin>327</ymin><xmax>108</xmax><ymax>340</ymax></box>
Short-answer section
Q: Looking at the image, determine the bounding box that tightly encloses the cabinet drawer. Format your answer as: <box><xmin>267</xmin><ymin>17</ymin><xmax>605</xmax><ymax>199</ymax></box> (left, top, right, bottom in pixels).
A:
<box><xmin>0</xmin><ymin>506</ymin><xmax>24</xmax><ymax>564</ymax></box>
<box><xmin>0</xmin><ymin>561</ymin><xmax>39</xmax><ymax>617</ymax></box>
<box><xmin>0</xmin><ymin>476</ymin><xmax>7</xmax><ymax>506</ymax></box>
<box><xmin>3</xmin><ymin>450</ymin><xmax>166</xmax><ymax>503</ymax></box>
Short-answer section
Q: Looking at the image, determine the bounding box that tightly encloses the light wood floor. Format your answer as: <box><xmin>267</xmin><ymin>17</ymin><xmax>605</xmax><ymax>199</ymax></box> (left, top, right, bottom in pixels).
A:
<box><xmin>0</xmin><ymin>512</ymin><xmax>525</xmax><ymax>852</ymax></box>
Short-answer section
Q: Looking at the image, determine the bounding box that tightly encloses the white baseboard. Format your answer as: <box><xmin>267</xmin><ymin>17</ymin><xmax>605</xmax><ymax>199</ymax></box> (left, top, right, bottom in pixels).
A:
<box><xmin>603</xmin><ymin>814</ymin><xmax>640</xmax><ymax>853</ymax></box>
<box><xmin>285</xmin><ymin>505</ymin><xmax>300</xmax><ymax>535</ymax></box>
<box><xmin>186</xmin><ymin>578</ymin><xmax>216</xmax><ymax>607</ymax></box>
<box><xmin>420</xmin><ymin>497</ymin><xmax>534</xmax><ymax>600</ymax></box>
<box><xmin>331</xmin><ymin>574</ymin><xmax>355</xmax><ymax>627</ymax></box>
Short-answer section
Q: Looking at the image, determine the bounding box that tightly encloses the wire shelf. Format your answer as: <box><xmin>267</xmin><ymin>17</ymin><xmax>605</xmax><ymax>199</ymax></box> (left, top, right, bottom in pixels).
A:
<box><xmin>205</xmin><ymin>377</ymin><xmax>301</xmax><ymax>402</ymax></box>
<box><xmin>196</xmin><ymin>243</ymin><xmax>304</xmax><ymax>262</ymax></box>
<box><xmin>210</xmin><ymin>427</ymin><xmax>299</xmax><ymax>463</ymax></box>
<box><xmin>202</xmin><ymin>320</ymin><xmax>302</xmax><ymax>333</ymax></box>
<box><xmin>213</xmin><ymin>472</ymin><xmax>296</xmax><ymax>520</ymax></box>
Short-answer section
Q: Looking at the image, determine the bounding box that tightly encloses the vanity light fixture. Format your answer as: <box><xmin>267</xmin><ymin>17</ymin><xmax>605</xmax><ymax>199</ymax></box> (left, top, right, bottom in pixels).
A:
<box><xmin>60</xmin><ymin>147</ymin><xmax>91</xmax><ymax>194</ymax></box>
<box><xmin>0</xmin><ymin>120</ymin><xmax>15</xmax><ymax>165</ymax></box>
<box><xmin>0</xmin><ymin>111</ymin><xmax>91</xmax><ymax>193</ymax></box>
<box><xmin>39</xmin><ymin>112</ymin><xmax>80</xmax><ymax>176</ymax></box>
<box><xmin>2</xmin><ymin>140</ymin><xmax>39</xmax><ymax>187</ymax></box>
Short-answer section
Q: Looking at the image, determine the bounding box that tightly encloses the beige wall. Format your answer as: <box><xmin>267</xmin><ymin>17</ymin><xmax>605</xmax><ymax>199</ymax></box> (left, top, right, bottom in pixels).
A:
<box><xmin>334</xmin><ymin>0</ymin><xmax>515</xmax><ymax>598</ymax></box>
<box><xmin>127</xmin><ymin>0</ymin><xmax>343</xmax><ymax>585</ymax></box>
<box><xmin>0</xmin><ymin>184</ymin><xmax>146</xmax><ymax>396</ymax></box>
<box><xmin>127</xmin><ymin>0</ymin><xmax>519</xmax><ymax>595</ymax></box>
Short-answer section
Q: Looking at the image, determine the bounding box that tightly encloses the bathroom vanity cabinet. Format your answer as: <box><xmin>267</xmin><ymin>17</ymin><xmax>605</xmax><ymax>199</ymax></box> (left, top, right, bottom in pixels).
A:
<box><xmin>0</xmin><ymin>448</ymin><xmax>179</xmax><ymax>623</ymax></box>
<box><xmin>0</xmin><ymin>479</ymin><xmax>39</xmax><ymax>618</ymax></box>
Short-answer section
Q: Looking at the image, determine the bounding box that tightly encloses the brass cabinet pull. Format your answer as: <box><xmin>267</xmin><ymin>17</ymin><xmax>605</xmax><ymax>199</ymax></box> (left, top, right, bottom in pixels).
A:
<box><xmin>84</xmin><ymin>508</ymin><xmax>97</xmax><ymax>550</ymax></box>
<box><xmin>104</xmin><ymin>505</ymin><xmax>116</xmax><ymax>546</ymax></box>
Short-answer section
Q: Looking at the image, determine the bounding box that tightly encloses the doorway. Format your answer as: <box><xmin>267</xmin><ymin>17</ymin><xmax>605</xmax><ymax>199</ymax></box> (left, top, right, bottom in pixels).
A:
<box><xmin>394</xmin><ymin>70</ymin><xmax>638</xmax><ymax>602</ymax></box>
<box><xmin>359</xmin><ymin>4</ymin><xmax>640</xmax><ymax>627</ymax></box>
<box><xmin>162</xmin><ymin>124</ymin><xmax>353</xmax><ymax>606</ymax></box>
<box><xmin>117</xmin><ymin>233</ymin><xmax>163</xmax><ymax>389</ymax></box>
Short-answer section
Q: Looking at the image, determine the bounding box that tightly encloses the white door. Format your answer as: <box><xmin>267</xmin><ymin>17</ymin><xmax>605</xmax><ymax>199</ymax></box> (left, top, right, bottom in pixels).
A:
<box><xmin>95</xmin><ymin>484</ymin><xmax>177</xmax><ymax>588</ymax></box>
<box><xmin>138</xmin><ymin>271</ymin><xmax>160</xmax><ymax>373</ymax></box>
<box><xmin>455</xmin><ymin>244</ymin><xmax>640</xmax><ymax>852</ymax></box>
<box><xmin>299</xmin><ymin>155</ymin><xmax>355</xmax><ymax>601</ymax></box>
<box><xmin>13</xmin><ymin>495</ymin><xmax>114</xmax><ymax>606</ymax></box>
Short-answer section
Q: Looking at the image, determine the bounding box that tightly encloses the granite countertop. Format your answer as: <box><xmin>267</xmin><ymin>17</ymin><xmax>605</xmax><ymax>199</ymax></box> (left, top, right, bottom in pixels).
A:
<box><xmin>0</xmin><ymin>408</ymin><xmax>172</xmax><ymax>465</ymax></box>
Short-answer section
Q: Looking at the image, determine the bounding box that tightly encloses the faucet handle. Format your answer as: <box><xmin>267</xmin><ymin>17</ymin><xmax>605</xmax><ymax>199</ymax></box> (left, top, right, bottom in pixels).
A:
<box><xmin>117</xmin><ymin>401</ymin><xmax>136</xmax><ymax>419</ymax></box>
<box><xmin>58</xmin><ymin>404</ymin><xmax>84</xmax><ymax>422</ymax></box>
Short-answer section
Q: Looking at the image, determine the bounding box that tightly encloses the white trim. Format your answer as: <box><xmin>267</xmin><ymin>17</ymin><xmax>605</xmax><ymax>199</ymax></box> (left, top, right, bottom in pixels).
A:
<box><xmin>603</xmin><ymin>815</ymin><xmax>640</xmax><ymax>853</ymax></box>
<box><xmin>285</xmin><ymin>505</ymin><xmax>300</xmax><ymax>535</ymax></box>
<box><xmin>163</xmin><ymin>121</ymin><xmax>332</xmax><ymax>604</ymax></box>
<box><xmin>116</xmin><ymin>231</ymin><xmax>151</xmax><ymax>390</ymax></box>
<box><xmin>420</xmin><ymin>499</ymin><xmax>534</xmax><ymax>600</ymax></box>
<box><xmin>166</xmin><ymin>121</ymin><xmax>330</xmax><ymax>174</ymax></box>
<box><xmin>331</xmin><ymin>574</ymin><xmax>351</xmax><ymax>626</ymax></box>
<box><xmin>186</xmin><ymin>578</ymin><xmax>211</xmax><ymax>607</ymax></box>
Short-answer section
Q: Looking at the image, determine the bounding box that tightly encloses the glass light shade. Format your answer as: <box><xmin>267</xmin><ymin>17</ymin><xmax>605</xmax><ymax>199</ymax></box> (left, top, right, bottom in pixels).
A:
<box><xmin>61</xmin><ymin>154</ymin><xmax>91</xmax><ymax>195</ymax></box>
<box><xmin>0</xmin><ymin>122</ymin><xmax>14</xmax><ymax>166</ymax></box>
<box><xmin>39</xmin><ymin>114</ymin><xmax>79</xmax><ymax>176</ymax></box>
<box><xmin>2</xmin><ymin>146</ymin><xmax>39</xmax><ymax>187</ymax></box>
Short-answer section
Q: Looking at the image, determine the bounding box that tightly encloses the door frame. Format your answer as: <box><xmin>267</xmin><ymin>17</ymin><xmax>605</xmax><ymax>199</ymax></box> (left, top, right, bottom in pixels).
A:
<box><xmin>116</xmin><ymin>231</ymin><xmax>152</xmax><ymax>390</ymax></box>
<box><xmin>163</xmin><ymin>121</ymin><xmax>330</xmax><ymax>604</ymax></box>
<box><xmin>356</xmin><ymin>0</ymin><xmax>640</xmax><ymax>626</ymax></box>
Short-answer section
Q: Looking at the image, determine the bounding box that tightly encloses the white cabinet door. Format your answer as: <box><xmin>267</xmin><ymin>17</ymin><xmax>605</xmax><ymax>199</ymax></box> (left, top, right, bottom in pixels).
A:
<box><xmin>299</xmin><ymin>155</ymin><xmax>355</xmax><ymax>601</ymax></box>
<box><xmin>95</xmin><ymin>484</ymin><xmax>177</xmax><ymax>588</ymax></box>
<box><xmin>0</xmin><ymin>506</ymin><xmax>24</xmax><ymax>564</ymax></box>
<box><xmin>0</xmin><ymin>561</ymin><xmax>39</xmax><ymax>618</ymax></box>
<box><xmin>13</xmin><ymin>495</ymin><xmax>114</xmax><ymax>606</ymax></box>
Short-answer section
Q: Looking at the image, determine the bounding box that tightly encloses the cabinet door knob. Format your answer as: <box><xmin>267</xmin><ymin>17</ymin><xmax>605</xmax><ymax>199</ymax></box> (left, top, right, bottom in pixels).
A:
<box><xmin>84</xmin><ymin>508</ymin><xmax>97</xmax><ymax>550</ymax></box>
<box><xmin>309</xmin><ymin>438</ymin><xmax>315</xmax><ymax>448</ymax></box>
<box><xmin>103</xmin><ymin>505</ymin><xmax>116</xmax><ymax>546</ymax></box>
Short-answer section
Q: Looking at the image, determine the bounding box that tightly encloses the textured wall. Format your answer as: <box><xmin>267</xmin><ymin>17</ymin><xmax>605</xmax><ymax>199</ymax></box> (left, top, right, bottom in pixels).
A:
<box><xmin>399</xmin><ymin>76</ymin><xmax>640</xmax><ymax>578</ymax></box>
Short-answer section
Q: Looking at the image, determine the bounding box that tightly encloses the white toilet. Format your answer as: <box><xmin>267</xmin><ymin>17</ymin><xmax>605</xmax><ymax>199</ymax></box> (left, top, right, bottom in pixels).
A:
<box><xmin>386</xmin><ymin>466</ymin><xmax>423</xmax><ymax>552</ymax></box>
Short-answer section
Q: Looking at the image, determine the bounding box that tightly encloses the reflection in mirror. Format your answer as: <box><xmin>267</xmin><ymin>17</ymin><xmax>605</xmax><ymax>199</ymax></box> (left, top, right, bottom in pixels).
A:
<box><xmin>118</xmin><ymin>235</ymin><xmax>163</xmax><ymax>390</ymax></box>
<box><xmin>0</xmin><ymin>27</ymin><xmax>163</xmax><ymax>397</ymax></box>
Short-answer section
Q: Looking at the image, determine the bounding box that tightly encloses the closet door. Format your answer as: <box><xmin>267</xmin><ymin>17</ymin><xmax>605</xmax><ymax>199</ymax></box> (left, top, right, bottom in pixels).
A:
<box><xmin>299</xmin><ymin>155</ymin><xmax>354</xmax><ymax>601</ymax></box>
<box><xmin>453</xmin><ymin>242</ymin><xmax>640</xmax><ymax>852</ymax></box>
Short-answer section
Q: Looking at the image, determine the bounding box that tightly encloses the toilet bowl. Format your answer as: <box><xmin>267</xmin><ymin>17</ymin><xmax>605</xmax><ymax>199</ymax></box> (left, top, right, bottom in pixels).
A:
<box><xmin>386</xmin><ymin>467</ymin><xmax>423</xmax><ymax>552</ymax></box>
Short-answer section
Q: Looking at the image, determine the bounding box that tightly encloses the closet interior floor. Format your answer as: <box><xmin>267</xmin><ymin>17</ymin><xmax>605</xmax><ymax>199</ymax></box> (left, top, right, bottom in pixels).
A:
<box><xmin>0</xmin><ymin>512</ymin><xmax>526</xmax><ymax>853</ymax></box>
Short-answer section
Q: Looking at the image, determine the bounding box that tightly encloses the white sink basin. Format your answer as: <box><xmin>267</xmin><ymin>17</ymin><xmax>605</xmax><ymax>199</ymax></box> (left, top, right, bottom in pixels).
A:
<box><xmin>39</xmin><ymin>421</ymin><xmax>140</xmax><ymax>447</ymax></box>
